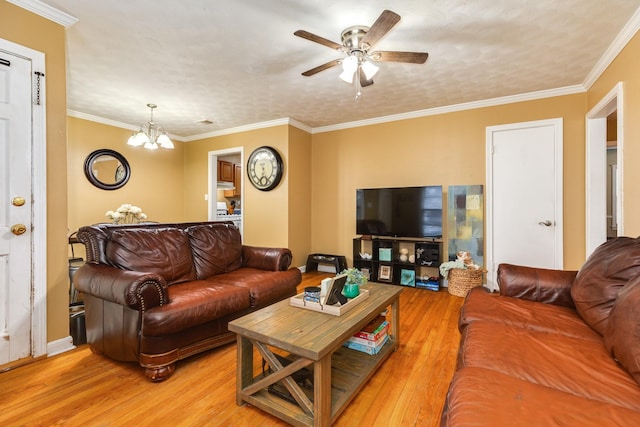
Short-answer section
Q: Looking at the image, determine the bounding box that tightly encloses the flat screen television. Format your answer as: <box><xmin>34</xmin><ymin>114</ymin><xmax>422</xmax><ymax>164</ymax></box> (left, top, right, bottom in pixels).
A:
<box><xmin>356</xmin><ymin>186</ymin><xmax>443</xmax><ymax>238</ymax></box>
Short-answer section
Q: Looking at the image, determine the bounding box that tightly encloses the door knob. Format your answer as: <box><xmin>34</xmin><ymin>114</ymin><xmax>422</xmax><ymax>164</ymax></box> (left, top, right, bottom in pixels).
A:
<box><xmin>12</xmin><ymin>196</ymin><xmax>26</xmax><ymax>207</ymax></box>
<box><xmin>10</xmin><ymin>224</ymin><xmax>27</xmax><ymax>235</ymax></box>
<box><xmin>538</xmin><ymin>220</ymin><xmax>553</xmax><ymax>227</ymax></box>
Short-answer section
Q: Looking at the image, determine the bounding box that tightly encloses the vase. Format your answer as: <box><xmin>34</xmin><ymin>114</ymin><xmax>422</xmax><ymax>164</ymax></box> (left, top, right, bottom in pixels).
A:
<box><xmin>342</xmin><ymin>283</ymin><xmax>360</xmax><ymax>299</ymax></box>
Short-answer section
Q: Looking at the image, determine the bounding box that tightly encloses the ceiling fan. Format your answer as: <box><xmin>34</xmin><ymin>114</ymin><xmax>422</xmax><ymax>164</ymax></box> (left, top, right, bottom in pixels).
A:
<box><xmin>294</xmin><ymin>10</ymin><xmax>428</xmax><ymax>95</ymax></box>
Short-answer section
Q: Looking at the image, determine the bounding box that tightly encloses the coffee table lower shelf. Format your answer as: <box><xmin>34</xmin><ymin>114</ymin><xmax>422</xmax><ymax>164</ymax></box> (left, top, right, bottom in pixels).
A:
<box><xmin>240</xmin><ymin>339</ymin><xmax>397</xmax><ymax>427</ymax></box>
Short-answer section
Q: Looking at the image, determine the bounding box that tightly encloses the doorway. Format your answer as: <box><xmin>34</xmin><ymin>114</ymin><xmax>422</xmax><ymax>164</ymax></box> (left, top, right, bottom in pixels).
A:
<box><xmin>0</xmin><ymin>38</ymin><xmax>47</xmax><ymax>365</ymax></box>
<box><xmin>208</xmin><ymin>147</ymin><xmax>244</xmax><ymax>236</ymax></box>
<box><xmin>586</xmin><ymin>82</ymin><xmax>623</xmax><ymax>257</ymax></box>
<box><xmin>485</xmin><ymin>118</ymin><xmax>564</xmax><ymax>290</ymax></box>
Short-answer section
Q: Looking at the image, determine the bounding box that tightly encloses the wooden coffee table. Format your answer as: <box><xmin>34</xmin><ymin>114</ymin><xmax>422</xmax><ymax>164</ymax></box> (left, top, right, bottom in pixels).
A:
<box><xmin>228</xmin><ymin>282</ymin><xmax>402</xmax><ymax>427</ymax></box>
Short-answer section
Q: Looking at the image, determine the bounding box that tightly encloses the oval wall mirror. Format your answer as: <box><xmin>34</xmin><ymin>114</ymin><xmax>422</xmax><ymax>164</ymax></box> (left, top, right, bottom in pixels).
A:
<box><xmin>84</xmin><ymin>149</ymin><xmax>131</xmax><ymax>190</ymax></box>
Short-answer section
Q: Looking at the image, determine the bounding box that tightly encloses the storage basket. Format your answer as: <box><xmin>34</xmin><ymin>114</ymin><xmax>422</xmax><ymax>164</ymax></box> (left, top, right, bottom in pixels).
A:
<box><xmin>447</xmin><ymin>268</ymin><xmax>484</xmax><ymax>297</ymax></box>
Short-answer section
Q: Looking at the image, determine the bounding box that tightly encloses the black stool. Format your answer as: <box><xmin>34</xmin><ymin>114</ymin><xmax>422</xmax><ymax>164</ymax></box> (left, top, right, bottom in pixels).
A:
<box><xmin>305</xmin><ymin>253</ymin><xmax>348</xmax><ymax>273</ymax></box>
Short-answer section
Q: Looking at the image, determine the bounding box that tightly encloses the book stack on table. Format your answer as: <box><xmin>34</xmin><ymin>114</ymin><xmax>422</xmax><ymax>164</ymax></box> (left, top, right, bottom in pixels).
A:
<box><xmin>343</xmin><ymin>315</ymin><xmax>389</xmax><ymax>355</ymax></box>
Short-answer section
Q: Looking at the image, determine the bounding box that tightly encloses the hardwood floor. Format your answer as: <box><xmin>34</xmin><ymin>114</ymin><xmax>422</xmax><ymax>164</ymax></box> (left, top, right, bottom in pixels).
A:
<box><xmin>0</xmin><ymin>272</ymin><xmax>463</xmax><ymax>426</ymax></box>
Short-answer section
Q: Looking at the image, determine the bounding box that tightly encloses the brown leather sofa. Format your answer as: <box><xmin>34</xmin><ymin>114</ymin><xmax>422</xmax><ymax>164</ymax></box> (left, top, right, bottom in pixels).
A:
<box><xmin>441</xmin><ymin>237</ymin><xmax>640</xmax><ymax>426</ymax></box>
<box><xmin>74</xmin><ymin>221</ymin><xmax>301</xmax><ymax>382</ymax></box>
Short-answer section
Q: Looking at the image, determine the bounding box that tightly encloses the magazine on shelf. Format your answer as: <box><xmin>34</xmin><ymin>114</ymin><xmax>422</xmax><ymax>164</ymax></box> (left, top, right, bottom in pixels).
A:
<box><xmin>343</xmin><ymin>334</ymin><xmax>390</xmax><ymax>355</ymax></box>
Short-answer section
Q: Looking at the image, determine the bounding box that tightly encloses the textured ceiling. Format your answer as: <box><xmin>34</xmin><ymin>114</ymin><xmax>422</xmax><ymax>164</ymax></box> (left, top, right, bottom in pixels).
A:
<box><xmin>39</xmin><ymin>0</ymin><xmax>640</xmax><ymax>137</ymax></box>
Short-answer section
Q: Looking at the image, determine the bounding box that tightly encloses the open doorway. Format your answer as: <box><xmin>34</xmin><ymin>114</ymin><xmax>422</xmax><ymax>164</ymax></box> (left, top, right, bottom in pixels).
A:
<box><xmin>585</xmin><ymin>82</ymin><xmax>623</xmax><ymax>257</ymax></box>
<box><xmin>208</xmin><ymin>147</ymin><xmax>244</xmax><ymax>236</ymax></box>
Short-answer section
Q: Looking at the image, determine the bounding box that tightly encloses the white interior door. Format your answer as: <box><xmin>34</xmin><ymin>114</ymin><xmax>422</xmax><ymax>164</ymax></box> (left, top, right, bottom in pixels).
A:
<box><xmin>486</xmin><ymin>119</ymin><xmax>563</xmax><ymax>290</ymax></box>
<box><xmin>0</xmin><ymin>51</ymin><xmax>33</xmax><ymax>364</ymax></box>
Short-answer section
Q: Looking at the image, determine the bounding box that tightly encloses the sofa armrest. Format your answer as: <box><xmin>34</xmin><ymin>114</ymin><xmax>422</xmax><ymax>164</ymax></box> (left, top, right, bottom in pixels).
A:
<box><xmin>497</xmin><ymin>263</ymin><xmax>578</xmax><ymax>308</ymax></box>
<box><xmin>73</xmin><ymin>263</ymin><xmax>169</xmax><ymax>311</ymax></box>
<box><xmin>241</xmin><ymin>246</ymin><xmax>293</xmax><ymax>271</ymax></box>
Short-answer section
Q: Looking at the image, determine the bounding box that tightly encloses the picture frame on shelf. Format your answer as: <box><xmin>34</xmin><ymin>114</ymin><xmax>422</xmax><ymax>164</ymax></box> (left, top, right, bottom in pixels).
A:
<box><xmin>378</xmin><ymin>265</ymin><xmax>392</xmax><ymax>282</ymax></box>
<box><xmin>400</xmin><ymin>269</ymin><xmax>416</xmax><ymax>287</ymax></box>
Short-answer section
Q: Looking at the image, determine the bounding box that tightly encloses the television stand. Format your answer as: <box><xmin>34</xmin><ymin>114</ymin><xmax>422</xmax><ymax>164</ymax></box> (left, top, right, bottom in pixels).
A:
<box><xmin>353</xmin><ymin>237</ymin><xmax>443</xmax><ymax>290</ymax></box>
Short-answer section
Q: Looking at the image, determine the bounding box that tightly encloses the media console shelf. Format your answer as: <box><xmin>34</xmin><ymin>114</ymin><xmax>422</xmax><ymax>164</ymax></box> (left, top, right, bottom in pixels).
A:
<box><xmin>353</xmin><ymin>237</ymin><xmax>443</xmax><ymax>290</ymax></box>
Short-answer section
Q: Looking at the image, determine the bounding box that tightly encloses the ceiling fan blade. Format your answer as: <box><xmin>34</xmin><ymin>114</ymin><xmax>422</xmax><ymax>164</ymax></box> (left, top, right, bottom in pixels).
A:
<box><xmin>371</xmin><ymin>51</ymin><xmax>429</xmax><ymax>64</ymax></box>
<box><xmin>294</xmin><ymin>30</ymin><xmax>344</xmax><ymax>51</ymax></box>
<box><xmin>301</xmin><ymin>59</ymin><xmax>341</xmax><ymax>76</ymax></box>
<box><xmin>359</xmin><ymin>71</ymin><xmax>374</xmax><ymax>87</ymax></box>
<box><xmin>360</xmin><ymin>10</ymin><xmax>401</xmax><ymax>49</ymax></box>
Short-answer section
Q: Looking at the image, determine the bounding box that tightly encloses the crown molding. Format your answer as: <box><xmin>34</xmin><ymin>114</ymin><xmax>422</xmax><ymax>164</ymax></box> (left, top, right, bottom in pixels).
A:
<box><xmin>583</xmin><ymin>5</ymin><xmax>640</xmax><ymax>89</ymax></box>
<box><xmin>70</xmin><ymin>85</ymin><xmax>585</xmax><ymax>141</ymax></box>
<box><xmin>7</xmin><ymin>0</ymin><xmax>78</xmax><ymax>27</ymax></box>
<box><xmin>311</xmin><ymin>85</ymin><xmax>586</xmax><ymax>134</ymax></box>
<box><xmin>67</xmin><ymin>109</ymin><xmax>186</xmax><ymax>142</ymax></box>
<box><xmin>183</xmin><ymin>117</ymin><xmax>310</xmax><ymax>141</ymax></box>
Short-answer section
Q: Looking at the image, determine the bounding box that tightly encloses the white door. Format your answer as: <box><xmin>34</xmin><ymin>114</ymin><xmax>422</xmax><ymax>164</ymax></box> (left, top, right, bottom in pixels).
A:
<box><xmin>486</xmin><ymin>119</ymin><xmax>563</xmax><ymax>290</ymax></box>
<box><xmin>0</xmin><ymin>51</ymin><xmax>34</xmax><ymax>364</ymax></box>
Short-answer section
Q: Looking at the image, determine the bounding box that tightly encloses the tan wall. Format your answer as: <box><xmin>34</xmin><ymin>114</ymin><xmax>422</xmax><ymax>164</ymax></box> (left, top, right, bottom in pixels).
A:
<box><xmin>587</xmin><ymin>31</ymin><xmax>640</xmax><ymax>235</ymax></box>
<box><xmin>184</xmin><ymin>126</ymin><xmax>291</xmax><ymax>250</ymax></box>
<box><xmin>0</xmin><ymin>3</ymin><xmax>68</xmax><ymax>342</ymax></box>
<box><xmin>67</xmin><ymin>116</ymin><xmax>186</xmax><ymax>232</ymax></box>
<box><xmin>287</xmin><ymin>126</ymin><xmax>312</xmax><ymax>267</ymax></box>
<box><xmin>311</xmin><ymin>93</ymin><xmax>587</xmax><ymax>270</ymax></box>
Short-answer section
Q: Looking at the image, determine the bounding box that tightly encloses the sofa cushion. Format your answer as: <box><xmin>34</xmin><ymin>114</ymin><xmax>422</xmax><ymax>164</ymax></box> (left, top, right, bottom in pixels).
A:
<box><xmin>187</xmin><ymin>224</ymin><xmax>242</xmax><ymax>279</ymax></box>
<box><xmin>106</xmin><ymin>228</ymin><xmax>196</xmax><ymax>285</ymax></box>
<box><xmin>142</xmin><ymin>280</ymin><xmax>251</xmax><ymax>336</ymax></box>
<box><xmin>460</xmin><ymin>287</ymin><xmax>601</xmax><ymax>342</ymax></box>
<box><xmin>604</xmin><ymin>276</ymin><xmax>640</xmax><ymax>385</ymax></box>
<box><xmin>443</xmin><ymin>367</ymin><xmax>640</xmax><ymax>427</ymax></box>
<box><xmin>459</xmin><ymin>321</ymin><xmax>640</xmax><ymax>411</ymax></box>
<box><xmin>571</xmin><ymin>237</ymin><xmax>640</xmax><ymax>335</ymax></box>
<box><xmin>207</xmin><ymin>267</ymin><xmax>301</xmax><ymax>308</ymax></box>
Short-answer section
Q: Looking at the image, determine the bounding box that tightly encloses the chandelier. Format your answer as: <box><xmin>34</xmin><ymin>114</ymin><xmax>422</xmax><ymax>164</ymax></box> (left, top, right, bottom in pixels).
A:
<box><xmin>127</xmin><ymin>103</ymin><xmax>174</xmax><ymax>150</ymax></box>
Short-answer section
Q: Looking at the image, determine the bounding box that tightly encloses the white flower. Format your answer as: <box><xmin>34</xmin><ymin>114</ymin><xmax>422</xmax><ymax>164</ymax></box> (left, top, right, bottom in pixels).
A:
<box><xmin>106</xmin><ymin>204</ymin><xmax>147</xmax><ymax>224</ymax></box>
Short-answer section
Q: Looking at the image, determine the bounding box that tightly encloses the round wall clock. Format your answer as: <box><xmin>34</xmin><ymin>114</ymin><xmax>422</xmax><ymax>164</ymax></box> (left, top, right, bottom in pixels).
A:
<box><xmin>247</xmin><ymin>146</ymin><xmax>283</xmax><ymax>191</ymax></box>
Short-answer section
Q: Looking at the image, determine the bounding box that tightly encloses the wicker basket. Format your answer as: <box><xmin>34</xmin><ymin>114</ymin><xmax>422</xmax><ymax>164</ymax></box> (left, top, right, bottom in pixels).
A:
<box><xmin>447</xmin><ymin>268</ymin><xmax>484</xmax><ymax>297</ymax></box>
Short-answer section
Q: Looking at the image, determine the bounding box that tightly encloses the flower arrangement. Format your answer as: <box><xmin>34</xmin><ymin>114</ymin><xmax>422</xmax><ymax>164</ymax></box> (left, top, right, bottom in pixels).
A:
<box><xmin>340</xmin><ymin>267</ymin><xmax>368</xmax><ymax>286</ymax></box>
<box><xmin>106</xmin><ymin>204</ymin><xmax>147</xmax><ymax>224</ymax></box>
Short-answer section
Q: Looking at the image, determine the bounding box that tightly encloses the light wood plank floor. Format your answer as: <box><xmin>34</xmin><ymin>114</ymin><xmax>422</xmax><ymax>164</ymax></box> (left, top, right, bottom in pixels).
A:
<box><xmin>0</xmin><ymin>272</ymin><xmax>463</xmax><ymax>426</ymax></box>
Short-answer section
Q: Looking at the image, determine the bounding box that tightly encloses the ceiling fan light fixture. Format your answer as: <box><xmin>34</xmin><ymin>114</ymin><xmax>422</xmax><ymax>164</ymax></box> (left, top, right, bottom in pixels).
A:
<box><xmin>339</xmin><ymin>54</ymin><xmax>358</xmax><ymax>83</ymax></box>
<box><xmin>339</xmin><ymin>69</ymin><xmax>354</xmax><ymax>83</ymax></box>
<box><xmin>361</xmin><ymin>60</ymin><xmax>379</xmax><ymax>80</ymax></box>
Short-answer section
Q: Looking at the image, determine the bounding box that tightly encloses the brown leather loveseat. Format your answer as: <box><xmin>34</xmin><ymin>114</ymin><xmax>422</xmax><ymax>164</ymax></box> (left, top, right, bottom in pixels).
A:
<box><xmin>74</xmin><ymin>221</ymin><xmax>301</xmax><ymax>382</ymax></box>
<box><xmin>441</xmin><ymin>237</ymin><xmax>640</xmax><ymax>425</ymax></box>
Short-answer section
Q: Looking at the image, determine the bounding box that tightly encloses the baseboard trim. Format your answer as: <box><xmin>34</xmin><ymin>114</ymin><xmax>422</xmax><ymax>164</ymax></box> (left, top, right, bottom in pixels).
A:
<box><xmin>47</xmin><ymin>336</ymin><xmax>75</xmax><ymax>357</ymax></box>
